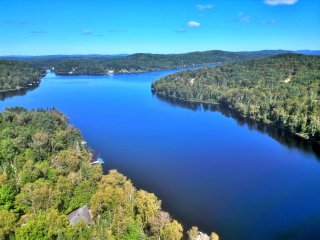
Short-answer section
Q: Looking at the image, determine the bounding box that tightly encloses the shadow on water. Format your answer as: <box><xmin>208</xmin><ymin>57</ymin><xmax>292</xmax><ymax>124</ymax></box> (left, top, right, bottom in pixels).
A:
<box><xmin>154</xmin><ymin>93</ymin><xmax>320</xmax><ymax>160</ymax></box>
<box><xmin>0</xmin><ymin>85</ymin><xmax>39</xmax><ymax>101</ymax></box>
<box><xmin>274</xmin><ymin>214</ymin><xmax>320</xmax><ymax>240</ymax></box>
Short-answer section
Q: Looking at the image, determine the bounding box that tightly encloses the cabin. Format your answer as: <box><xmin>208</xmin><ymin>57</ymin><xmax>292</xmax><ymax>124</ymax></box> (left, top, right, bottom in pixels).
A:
<box><xmin>67</xmin><ymin>205</ymin><xmax>93</xmax><ymax>226</ymax></box>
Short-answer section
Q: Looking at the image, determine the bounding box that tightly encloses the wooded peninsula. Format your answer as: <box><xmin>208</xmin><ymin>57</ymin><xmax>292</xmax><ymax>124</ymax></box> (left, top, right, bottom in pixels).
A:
<box><xmin>152</xmin><ymin>54</ymin><xmax>320</xmax><ymax>141</ymax></box>
<box><xmin>0</xmin><ymin>60</ymin><xmax>45</xmax><ymax>93</ymax></box>
<box><xmin>0</xmin><ymin>108</ymin><xmax>218</xmax><ymax>240</ymax></box>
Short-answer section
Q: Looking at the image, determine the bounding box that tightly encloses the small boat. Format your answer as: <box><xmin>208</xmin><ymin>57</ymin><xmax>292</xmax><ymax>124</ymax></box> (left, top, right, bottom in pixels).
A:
<box><xmin>97</xmin><ymin>157</ymin><xmax>104</xmax><ymax>164</ymax></box>
<box><xmin>91</xmin><ymin>157</ymin><xmax>104</xmax><ymax>165</ymax></box>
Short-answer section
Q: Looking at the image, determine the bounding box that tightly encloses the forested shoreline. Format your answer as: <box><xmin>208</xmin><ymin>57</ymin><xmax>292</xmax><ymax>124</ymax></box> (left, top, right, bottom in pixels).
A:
<box><xmin>152</xmin><ymin>54</ymin><xmax>320</xmax><ymax>142</ymax></box>
<box><xmin>0</xmin><ymin>50</ymin><xmax>289</xmax><ymax>97</ymax></box>
<box><xmin>0</xmin><ymin>60</ymin><xmax>45</xmax><ymax>93</ymax></box>
<box><xmin>0</xmin><ymin>108</ymin><xmax>218</xmax><ymax>240</ymax></box>
<box><xmin>3</xmin><ymin>50</ymin><xmax>289</xmax><ymax>76</ymax></box>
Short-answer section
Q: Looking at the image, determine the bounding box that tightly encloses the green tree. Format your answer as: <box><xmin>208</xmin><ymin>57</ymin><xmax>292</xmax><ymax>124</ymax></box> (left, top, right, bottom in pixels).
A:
<box><xmin>0</xmin><ymin>209</ymin><xmax>17</xmax><ymax>239</ymax></box>
<box><xmin>0</xmin><ymin>139</ymin><xmax>17</xmax><ymax>161</ymax></box>
<box><xmin>187</xmin><ymin>226</ymin><xmax>199</xmax><ymax>240</ymax></box>
<box><xmin>134</xmin><ymin>190</ymin><xmax>161</xmax><ymax>226</ymax></box>
<box><xmin>15</xmin><ymin>210</ymin><xmax>68</xmax><ymax>240</ymax></box>
<box><xmin>16</xmin><ymin>180</ymin><xmax>56</xmax><ymax>213</ymax></box>
<box><xmin>160</xmin><ymin>220</ymin><xmax>183</xmax><ymax>240</ymax></box>
<box><xmin>0</xmin><ymin>183</ymin><xmax>17</xmax><ymax>209</ymax></box>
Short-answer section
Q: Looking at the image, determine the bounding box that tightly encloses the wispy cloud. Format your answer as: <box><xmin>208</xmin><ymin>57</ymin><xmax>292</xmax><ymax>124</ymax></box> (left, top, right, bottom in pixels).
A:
<box><xmin>261</xmin><ymin>19</ymin><xmax>278</xmax><ymax>24</ymax></box>
<box><xmin>81</xmin><ymin>29</ymin><xmax>105</xmax><ymax>37</ymax></box>
<box><xmin>81</xmin><ymin>29</ymin><xmax>93</xmax><ymax>35</ymax></box>
<box><xmin>108</xmin><ymin>29</ymin><xmax>127</xmax><ymax>33</ymax></box>
<box><xmin>237</xmin><ymin>12</ymin><xmax>251</xmax><ymax>23</ymax></box>
<box><xmin>239</xmin><ymin>16</ymin><xmax>251</xmax><ymax>23</ymax></box>
<box><xmin>17</xmin><ymin>20</ymin><xmax>33</xmax><ymax>25</ymax></box>
<box><xmin>187</xmin><ymin>21</ymin><xmax>201</xmax><ymax>27</ymax></box>
<box><xmin>2</xmin><ymin>19</ymin><xmax>33</xmax><ymax>25</ymax></box>
<box><xmin>264</xmin><ymin>0</ymin><xmax>298</xmax><ymax>6</ymax></box>
<box><xmin>30</xmin><ymin>30</ymin><xmax>47</xmax><ymax>35</ymax></box>
<box><xmin>196</xmin><ymin>4</ymin><xmax>214</xmax><ymax>11</ymax></box>
<box><xmin>176</xmin><ymin>28</ymin><xmax>187</xmax><ymax>33</ymax></box>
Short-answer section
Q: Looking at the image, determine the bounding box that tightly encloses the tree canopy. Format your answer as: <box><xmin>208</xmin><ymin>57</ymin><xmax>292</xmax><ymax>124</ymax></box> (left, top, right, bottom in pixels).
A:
<box><xmin>0</xmin><ymin>108</ymin><xmax>218</xmax><ymax>239</ymax></box>
<box><xmin>0</xmin><ymin>60</ymin><xmax>45</xmax><ymax>92</ymax></box>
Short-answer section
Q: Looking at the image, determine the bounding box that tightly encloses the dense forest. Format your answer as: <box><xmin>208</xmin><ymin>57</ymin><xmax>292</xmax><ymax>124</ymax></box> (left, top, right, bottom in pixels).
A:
<box><xmin>3</xmin><ymin>50</ymin><xmax>289</xmax><ymax>76</ymax></box>
<box><xmin>0</xmin><ymin>108</ymin><xmax>218</xmax><ymax>240</ymax></box>
<box><xmin>152</xmin><ymin>54</ymin><xmax>320</xmax><ymax>141</ymax></box>
<box><xmin>0</xmin><ymin>60</ymin><xmax>45</xmax><ymax>92</ymax></box>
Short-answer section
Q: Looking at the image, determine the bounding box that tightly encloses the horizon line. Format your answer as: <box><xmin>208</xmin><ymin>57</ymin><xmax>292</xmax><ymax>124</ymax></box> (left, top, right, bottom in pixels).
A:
<box><xmin>1</xmin><ymin>49</ymin><xmax>319</xmax><ymax>57</ymax></box>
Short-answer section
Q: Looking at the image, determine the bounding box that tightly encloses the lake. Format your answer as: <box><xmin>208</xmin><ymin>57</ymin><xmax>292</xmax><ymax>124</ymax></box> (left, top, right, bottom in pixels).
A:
<box><xmin>1</xmin><ymin>70</ymin><xmax>320</xmax><ymax>240</ymax></box>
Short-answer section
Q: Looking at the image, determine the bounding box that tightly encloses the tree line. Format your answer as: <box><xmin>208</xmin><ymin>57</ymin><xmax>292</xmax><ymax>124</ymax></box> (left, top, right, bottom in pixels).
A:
<box><xmin>152</xmin><ymin>54</ymin><xmax>320</xmax><ymax>141</ymax></box>
<box><xmin>0</xmin><ymin>108</ymin><xmax>219</xmax><ymax>240</ymax></box>
<box><xmin>0</xmin><ymin>60</ymin><xmax>45</xmax><ymax>92</ymax></box>
<box><xmin>3</xmin><ymin>50</ymin><xmax>289</xmax><ymax>76</ymax></box>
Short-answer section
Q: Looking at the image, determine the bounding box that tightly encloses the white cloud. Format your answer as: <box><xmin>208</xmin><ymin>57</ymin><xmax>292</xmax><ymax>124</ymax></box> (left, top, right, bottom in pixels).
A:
<box><xmin>196</xmin><ymin>4</ymin><xmax>214</xmax><ymax>10</ymax></box>
<box><xmin>264</xmin><ymin>0</ymin><xmax>298</xmax><ymax>6</ymax></box>
<box><xmin>81</xmin><ymin>29</ymin><xmax>105</xmax><ymax>37</ymax></box>
<box><xmin>239</xmin><ymin>16</ymin><xmax>251</xmax><ymax>23</ymax></box>
<box><xmin>237</xmin><ymin>13</ymin><xmax>251</xmax><ymax>23</ymax></box>
<box><xmin>108</xmin><ymin>29</ymin><xmax>126</xmax><ymax>33</ymax></box>
<box><xmin>177</xmin><ymin>28</ymin><xmax>187</xmax><ymax>33</ymax></box>
<box><xmin>81</xmin><ymin>29</ymin><xmax>93</xmax><ymax>35</ymax></box>
<box><xmin>30</xmin><ymin>30</ymin><xmax>47</xmax><ymax>35</ymax></box>
<box><xmin>187</xmin><ymin>21</ymin><xmax>201</xmax><ymax>27</ymax></box>
<box><xmin>261</xmin><ymin>19</ymin><xmax>278</xmax><ymax>24</ymax></box>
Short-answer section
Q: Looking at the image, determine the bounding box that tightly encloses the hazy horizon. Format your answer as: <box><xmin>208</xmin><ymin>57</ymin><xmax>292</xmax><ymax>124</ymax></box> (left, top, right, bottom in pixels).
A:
<box><xmin>1</xmin><ymin>49</ymin><xmax>320</xmax><ymax>57</ymax></box>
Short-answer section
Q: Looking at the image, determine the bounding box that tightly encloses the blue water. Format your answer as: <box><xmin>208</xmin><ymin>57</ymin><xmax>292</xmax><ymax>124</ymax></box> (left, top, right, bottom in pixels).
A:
<box><xmin>1</xmin><ymin>70</ymin><xmax>320</xmax><ymax>240</ymax></box>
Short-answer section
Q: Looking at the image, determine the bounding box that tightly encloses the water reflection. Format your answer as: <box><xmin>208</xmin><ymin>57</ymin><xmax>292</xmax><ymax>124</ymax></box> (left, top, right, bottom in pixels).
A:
<box><xmin>0</xmin><ymin>85</ymin><xmax>39</xmax><ymax>101</ymax></box>
<box><xmin>154</xmin><ymin>93</ymin><xmax>320</xmax><ymax>159</ymax></box>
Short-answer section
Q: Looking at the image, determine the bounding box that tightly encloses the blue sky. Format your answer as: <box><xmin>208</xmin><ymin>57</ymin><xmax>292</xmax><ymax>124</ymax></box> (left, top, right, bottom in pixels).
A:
<box><xmin>0</xmin><ymin>0</ymin><xmax>319</xmax><ymax>55</ymax></box>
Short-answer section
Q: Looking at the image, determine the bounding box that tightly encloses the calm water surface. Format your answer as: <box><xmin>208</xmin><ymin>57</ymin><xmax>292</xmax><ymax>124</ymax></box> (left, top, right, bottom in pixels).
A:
<box><xmin>1</xmin><ymin>70</ymin><xmax>320</xmax><ymax>240</ymax></box>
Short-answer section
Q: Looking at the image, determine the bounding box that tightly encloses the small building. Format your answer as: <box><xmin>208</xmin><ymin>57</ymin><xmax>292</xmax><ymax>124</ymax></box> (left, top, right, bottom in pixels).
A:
<box><xmin>67</xmin><ymin>205</ymin><xmax>93</xmax><ymax>226</ymax></box>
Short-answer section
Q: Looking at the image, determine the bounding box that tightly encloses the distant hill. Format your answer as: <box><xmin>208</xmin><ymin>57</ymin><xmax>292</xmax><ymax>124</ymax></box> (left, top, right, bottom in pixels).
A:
<box><xmin>0</xmin><ymin>50</ymin><xmax>291</xmax><ymax>76</ymax></box>
<box><xmin>3</xmin><ymin>49</ymin><xmax>319</xmax><ymax>76</ymax></box>
<box><xmin>0</xmin><ymin>54</ymin><xmax>129</xmax><ymax>59</ymax></box>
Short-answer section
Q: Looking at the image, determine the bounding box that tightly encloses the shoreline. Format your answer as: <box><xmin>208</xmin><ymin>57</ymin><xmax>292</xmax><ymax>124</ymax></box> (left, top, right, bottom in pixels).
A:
<box><xmin>53</xmin><ymin>63</ymin><xmax>218</xmax><ymax>76</ymax></box>
<box><xmin>0</xmin><ymin>81</ymin><xmax>42</xmax><ymax>101</ymax></box>
<box><xmin>0</xmin><ymin>87</ymin><xmax>26</xmax><ymax>93</ymax></box>
<box><xmin>0</xmin><ymin>65</ymin><xmax>216</xmax><ymax>101</ymax></box>
<box><xmin>153</xmin><ymin>91</ymin><xmax>320</xmax><ymax>145</ymax></box>
<box><xmin>0</xmin><ymin>72</ymin><xmax>44</xmax><ymax>95</ymax></box>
